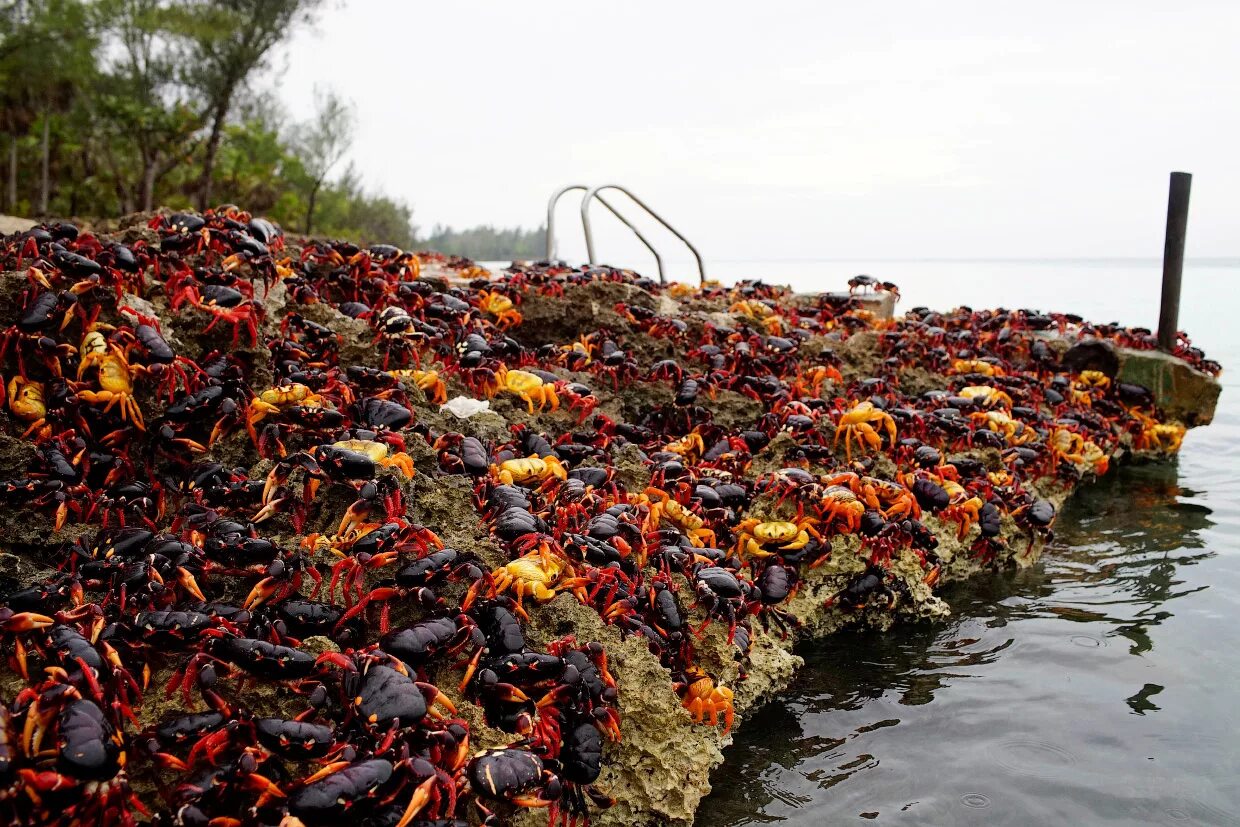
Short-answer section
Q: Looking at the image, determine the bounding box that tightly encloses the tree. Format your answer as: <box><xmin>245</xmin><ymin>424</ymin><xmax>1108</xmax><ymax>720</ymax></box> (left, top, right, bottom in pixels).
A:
<box><xmin>418</xmin><ymin>224</ymin><xmax>547</xmax><ymax>260</ymax></box>
<box><xmin>0</xmin><ymin>0</ymin><xmax>98</xmax><ymax>215</ymax></box>
<box><xmin>177</xmin><ymin>0</ymin><xmax>322</xmax><ymax>210</ymax></box>
<box><xmin>0</xmin><ymin>0</ymin><xmax>418</xmax><ymax>244</ymax></box>
<box><xmin>92</xmin><ymin>0</ymin><xmax>202</xmax><ymax>212</ymax></box>
<box><xmin>295</xmin><ymin>86</ymin><xmax>352</xmax><ymax>235</ymax></box>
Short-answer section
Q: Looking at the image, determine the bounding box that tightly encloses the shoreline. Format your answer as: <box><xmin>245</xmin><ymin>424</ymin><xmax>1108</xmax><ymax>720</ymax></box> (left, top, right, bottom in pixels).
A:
<box><xmin>0</xmin><ymin>212</ymin><xmax>1220</xmax><ymax>826</ymax></box>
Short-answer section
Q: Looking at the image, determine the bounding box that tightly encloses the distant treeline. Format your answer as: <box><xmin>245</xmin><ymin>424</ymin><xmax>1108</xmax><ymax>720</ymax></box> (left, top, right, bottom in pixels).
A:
<box><xmin>0</xmin><ymin>0</ymin><xmax>417</xmax><ymax>246</ymax></box>
<box><xmin>418</xmin><ymin>224</ymin><xmax>546</xmax><ymax>261</ymax></box>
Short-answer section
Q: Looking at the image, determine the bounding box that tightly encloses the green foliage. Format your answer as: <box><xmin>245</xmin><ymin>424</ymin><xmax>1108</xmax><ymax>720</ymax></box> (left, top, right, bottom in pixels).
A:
<box><xmin>0</xmin><ymin>0</ymin><xmax>418</xmax><ymax>248</ymax></box>
<box><xmin>418</xmin><ymin>224</ymin><xmax>547</xmax><ymax>261</ymax></box>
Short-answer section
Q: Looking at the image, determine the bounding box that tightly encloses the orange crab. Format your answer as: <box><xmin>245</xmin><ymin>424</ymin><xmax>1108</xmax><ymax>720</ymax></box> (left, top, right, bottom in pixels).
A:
<box><xmin>832</xmin><ymin>401</ymin><xmax>896</xmax><ymax>462</ymax></box>
<box><xmin>477</xmin><ymin>290</ymin><xmax>522</xmax><ymax>329</ymax></box>
<box><xmin>939</xmin><ymin>480</ymin><xmax>985</xmax><ymax>540</ymax></box>
<box><xmin>816</xmin><ymin>485</ymin><xmax>867</xmax><ymax>534</ymax></box>
<box><xmin>676</xmin><ymin>668</ymin><xmax>734</xmax><ymax>733</ymax></box>
<box><xmin>791</xmin><ymin>364</ymin><xmax>844</xmax><ymax>398</ymax></box>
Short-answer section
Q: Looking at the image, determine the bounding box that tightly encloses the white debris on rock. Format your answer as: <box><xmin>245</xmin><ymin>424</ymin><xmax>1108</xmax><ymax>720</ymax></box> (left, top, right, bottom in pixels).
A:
<box><xmin>440</xmin><ymin>396</ymin><xmax>490</xmax><ymax>419</ymax></box>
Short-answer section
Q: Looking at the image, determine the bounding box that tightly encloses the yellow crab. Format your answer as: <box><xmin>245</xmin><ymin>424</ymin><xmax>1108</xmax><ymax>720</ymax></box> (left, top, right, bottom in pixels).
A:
<box><xmin>388</xmin><ymin>369</ymin><xmax>447</xmax><ymax>405</ymax></box>
<box><xmin>477</xmin><ymin>290</ymin><xmax>523</xmax><ymax>329</ymax></box>
<box><xmin>76</xmin><ymin>331</ymin><xmax>147</xmax><ymax>430</ymax></box>
<box><xmin>728</xmin><ymin>299</ymin><xmax>783</xmax><ymax>334</ymax></box>
<box><xmin>951</xmin><ymin>358</ymin><xmax>1005</xmax><ymax>377</ymax></box>
<box><xmin>1080</xmin><ymin>440</ymin><xmax>1110</xmax><ymax>475</ymax></box>
<box><xmin>490</xmin><ymin>551</ymin><xmax>574</xmax><ymax>606</ymax></box>
<box><xmin>6</xmin><ymin>376</ymin><xmax>48</xmax><ymax>438</ymax></box>
<box><xmin>1076</xmin><ymin>370</ymin><xmax>1111</xmax><ymax>390</ymax></box>
<box><xmin>245</xmin><ymin>382</ymin><xmax>334</xmax><ymax>444</ymax></box>
<box><xmin>971</xmin><ymin>409</ymin><xmax>1036</xmax><ymax>446</ymax></box>
<box><xmin>1068</xmin><ymin>370</ymin><xmax>1111</xmax><ymax>407</ymax></box>
<box><xmin>728</xmin><ymin>299</ymin><xmax>773</xmax><ymax>319</ymax></box>
<box><xmin>558</xmin><ymin>335</ymin><xmax>597</xmax><ymax>367</ymax></box>
<box><xmin>489</xmin><ymin>366</ymin><xmax>560</xmax><ymax>413</ymax></box>
<box><xmin>733</xmin><ymin>517</ymin><xmax>821</xmax><ymax>561</ymax></box>
<box><xmin>1135</xmin><ymin>421</ymin><xmax>1186</xmax><ymax>453</ymax></box>
<box><xmin>332</xmin><ymin>439</ymin><xmax>416</xmax><ymax>478</ymax></box>
<box><xmin>959</xmin><ymin>385</ymin><xmax>1013</xmax><ymax>409</ymax></box>
<box><xmin>491</xmin><ymin>455</ymin><xmax>567</xmax><ymax>486</ymax></box>
<box><xmin>833</xmin><ymin>401</ymin><xmax>897</xmax><ymax>462</ymax></box>
<box><xmin>665</xmin><ymin>431</ymin><xmax>706</xmax><ymax>461</ymax></box>
<box><xmin>1049</xmin><ymin>427</ymin><xmax>1087</xmax><ymax>465</ymax></box>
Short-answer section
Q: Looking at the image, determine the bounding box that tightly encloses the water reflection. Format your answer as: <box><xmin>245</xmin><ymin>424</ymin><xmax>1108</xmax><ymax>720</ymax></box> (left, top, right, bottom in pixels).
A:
<box><xmin>697</xmin><ymin>460</ymin><xmax>1240</xmax><ymax>826</ymax></box>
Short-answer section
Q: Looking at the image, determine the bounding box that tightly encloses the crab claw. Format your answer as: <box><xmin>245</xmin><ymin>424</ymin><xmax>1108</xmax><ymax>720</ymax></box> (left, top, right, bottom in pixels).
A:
<box><xmin>395</xmin><ymin>776</ymin><xmax>437</xmax><ymax>827</ymax></box>
<box><xmin>314</xmin><ymin>651</ymin><xmax>357</xmax><ymax>672</ymax></box>
<box><xmin>261</xmin><ymin>465</ymin><xmax>285</xmax><ymax>505</ymax></box>
<box><xmin>0</xmin><ymin>611</ymin><xmax>55</xmax><ymax>633</ymax></box>
<box><xmin>457</xmin><ymin>648</ymin><xmax>484</xmax><ymax>693</ymax></box>
<box><xmin>177</xmin><ymin>567</ymin><xmax>207</xmax><ymax>602</ymax></box>
<box><xmin>242</xmin><ymin>576</ymin><xmax>281</xmax><ymax>611</ymax></box>
<box><xmin>252</xmin><ymin>497</ymin><xmax>288</xmax><ymax>524</ymax></box>
<box><xmin>152</xmin><ymin>752</ymin><xmax>189</xmax><ymax>772</ymax></box>
<box><xmin>416</xmin><ymin>682</ymin><xmax>456</xmax><ymax>717</ymax></box>
<box><xmin>26</xmin><ymin>266</ymin><xmax>52</xmax><ymax>289</ymax></box>
<box><xmin>488</xmin><ymin>683</ymin><xmax>530</xmax><ymax>703</ymax></box>
<box><xmin>177</xmin><ymin>436</ymin><xmax>210</xmax><ymax>454</ymax></box>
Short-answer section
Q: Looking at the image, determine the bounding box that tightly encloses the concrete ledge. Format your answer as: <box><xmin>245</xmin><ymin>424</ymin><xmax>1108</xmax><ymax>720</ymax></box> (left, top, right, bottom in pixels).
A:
<box><xmin>1117</xmin><ymin>348</ymin><xmax>1221</xmax><ymax>426</ymax></box>
<box><xmin>1062</xmin><ymin>336</ymin><xmax>1221</xmax><ymax>425</ymax></box>
<box><xmin>815</xmin><ymin>290</ymin><xmax>898</xmax><ymax>320</ymax></box>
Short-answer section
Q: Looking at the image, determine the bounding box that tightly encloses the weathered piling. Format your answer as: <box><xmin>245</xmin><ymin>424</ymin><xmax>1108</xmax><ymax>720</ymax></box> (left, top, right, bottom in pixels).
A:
<box><xmin>1158</xmin><ymin>171</ymin><xmax>1192</xmax><ymax>353</ymax></box>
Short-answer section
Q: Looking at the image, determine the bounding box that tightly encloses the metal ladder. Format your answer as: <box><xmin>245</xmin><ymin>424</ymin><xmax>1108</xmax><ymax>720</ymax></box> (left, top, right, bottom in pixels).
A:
<box><xmin>545</xmin><ymin>184</ymin><xmax>706</xmax><ymax>286</ymax></box>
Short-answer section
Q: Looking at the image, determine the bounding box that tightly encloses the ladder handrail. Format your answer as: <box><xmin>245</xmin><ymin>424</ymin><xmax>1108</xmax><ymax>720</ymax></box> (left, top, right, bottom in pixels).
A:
<box><xmin>545</xmin><ymin>184</ymin><xmax>586</xmax><ymax>260</ymax></box>
<box><xmin>580</xmin><ymin>184</ymin><xmax>705</xmax><ymax>286</ymax></box>
<box><xmin>545</xmin><ymin>185</ymin><xmax>665</xmax><ymax>282</ymax></box>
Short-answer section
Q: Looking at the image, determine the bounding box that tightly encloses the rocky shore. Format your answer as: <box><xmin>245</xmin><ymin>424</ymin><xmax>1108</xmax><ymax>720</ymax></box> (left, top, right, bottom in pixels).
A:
<box><xmin>0</xmin><ymin>209</ymin><xmax>1220</xmax><ymax>826</ymax></box>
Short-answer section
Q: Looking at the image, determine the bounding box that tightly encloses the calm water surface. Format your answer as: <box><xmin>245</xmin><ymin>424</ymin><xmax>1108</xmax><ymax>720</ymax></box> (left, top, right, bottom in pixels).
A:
<box><xmin>687</xmin><ymin>259</ymin><xmax>1240</xmax><ymax>825</ymax></box>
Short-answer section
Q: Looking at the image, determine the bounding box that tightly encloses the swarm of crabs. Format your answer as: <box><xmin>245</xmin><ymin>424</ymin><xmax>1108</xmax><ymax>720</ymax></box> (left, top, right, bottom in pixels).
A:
<box><xmin>0</xmin><ymin>206</ymin><xmax>1215</xmax><ymax>827</ymax></box>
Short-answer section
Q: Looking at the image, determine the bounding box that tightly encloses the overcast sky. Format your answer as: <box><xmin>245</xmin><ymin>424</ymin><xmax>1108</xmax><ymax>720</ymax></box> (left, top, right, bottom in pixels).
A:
<box><xmin>280</xmin><ymin>1</ymin><xmax>1238</xmax><ymax>263</ymax></box>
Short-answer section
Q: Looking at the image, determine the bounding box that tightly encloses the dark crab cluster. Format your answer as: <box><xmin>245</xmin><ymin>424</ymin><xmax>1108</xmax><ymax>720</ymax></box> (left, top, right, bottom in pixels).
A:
<box><xmin>0</xmin><ymin>207</ymin><xmax>1209</xmax><ymax>826</ymax></box>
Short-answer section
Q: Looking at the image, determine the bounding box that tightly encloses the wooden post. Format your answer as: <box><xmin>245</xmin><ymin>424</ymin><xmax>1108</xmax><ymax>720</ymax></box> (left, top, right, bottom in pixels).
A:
<box><xmin>1157</xmin><ymin>171</ymin><xmax>1191</xmax><ymax>352</ymax></box>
